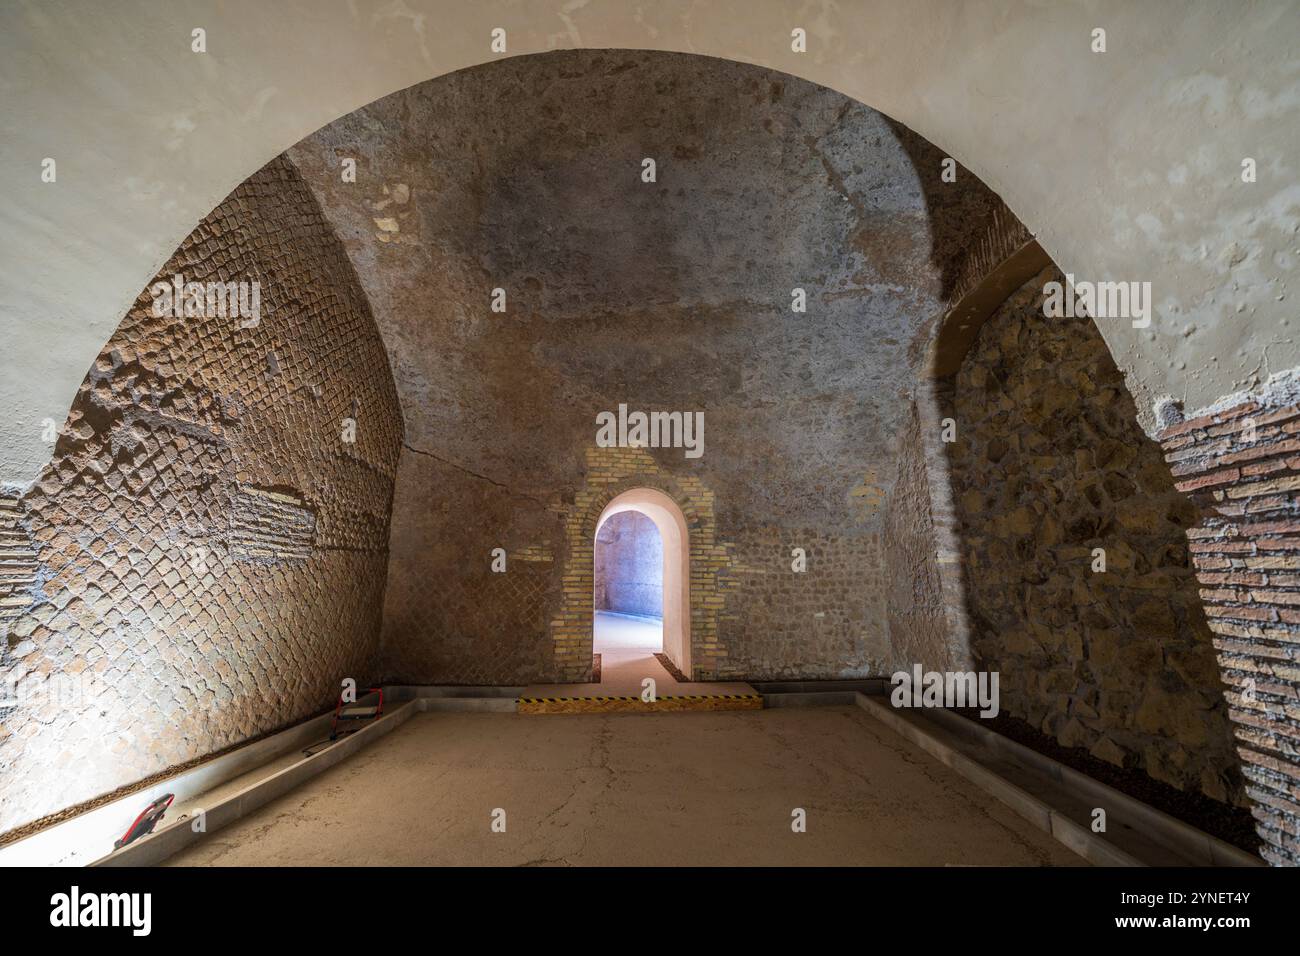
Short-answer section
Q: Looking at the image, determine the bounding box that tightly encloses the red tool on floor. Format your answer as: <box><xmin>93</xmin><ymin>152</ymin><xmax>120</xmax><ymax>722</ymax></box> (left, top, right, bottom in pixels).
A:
<box><xmin>114</xmin><ymin>793</ymin><xmax>174</xmax><ymax>850</ymax></box>
<box><xmin>329</xmin><ymin>686</ymin><xmax>384</xmax><ymax>740</ymax></box>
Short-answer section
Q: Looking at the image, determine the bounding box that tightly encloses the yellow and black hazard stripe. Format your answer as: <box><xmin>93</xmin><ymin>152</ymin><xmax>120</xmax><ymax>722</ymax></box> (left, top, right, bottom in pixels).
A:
<box><xmin>516</xmin><ymin>694</ymin><xmax>764</xmax><ymax>714</ymax></box>
<box><xmin>517</xmin><ymin>694</ymin><xmax>761</xmax><ymax>703</ymax></box>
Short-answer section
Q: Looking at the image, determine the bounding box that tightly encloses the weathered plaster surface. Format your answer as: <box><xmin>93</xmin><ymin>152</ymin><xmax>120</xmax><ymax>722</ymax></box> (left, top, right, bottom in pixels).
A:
<box><xmin>3</xmin><ymin>1</ymin><xmax>1296</xmax><ymax>483</ymax></box>
<box><xmin>287</xmin><ymin>51</ymin><xmax>1001</xmax><ymax>683</ymax></box>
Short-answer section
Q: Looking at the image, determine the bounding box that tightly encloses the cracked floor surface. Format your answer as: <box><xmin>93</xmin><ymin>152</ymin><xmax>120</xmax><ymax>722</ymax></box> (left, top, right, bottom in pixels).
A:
<box><xmin>164</xmin><ymin>708</ymin><xmax>1084</xmax><ymax>866</ymax></box>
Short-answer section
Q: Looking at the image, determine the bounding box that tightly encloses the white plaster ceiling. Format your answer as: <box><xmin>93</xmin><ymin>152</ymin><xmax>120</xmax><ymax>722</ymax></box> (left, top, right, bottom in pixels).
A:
<box><xmin>1</xmin><ymin>0</ymin><xmax>1296</xmax><ymax>483</ymax></box>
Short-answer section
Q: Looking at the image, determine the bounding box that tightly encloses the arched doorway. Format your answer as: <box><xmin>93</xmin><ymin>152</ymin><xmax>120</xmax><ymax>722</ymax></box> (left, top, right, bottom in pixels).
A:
<box><xmin>594</xmin><ymin>488</ymin><xmax>691</xmax><ymax>679</ymax></box>
<box><xmin>594</xmin><ymin>510</ymin><xmax>664</xmax><ymax>680</ymax></box>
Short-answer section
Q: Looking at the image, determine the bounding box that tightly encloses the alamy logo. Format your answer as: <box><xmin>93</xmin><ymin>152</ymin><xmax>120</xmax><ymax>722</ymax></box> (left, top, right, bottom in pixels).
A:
<box><xmin>890</xmin><ymin>664</ymin><xmax>1000</xmax><ymax>718</ymax></box>
<box><xmin>596</xmin><ymin>403</ymin><xmax>704</xmax><ymax>459</ymax></box>
<box><xmin>1</xmin><ymin>672</ymin><xmax>92</xmax><ymax>711</ymax></box>
<box><xmin>50</xmin><ymin>886</ymin><xmax>151</xmax><ymax>936</ymax></box>
<box><xmin>150</xmin><ymin>272</ymin><xmax>261</xmax><ymax>328</ymax></box>
<box><xmin>1043</xmin><ymin>273</ymin><xmax>1152</xmax><ymax>328</ymax></box>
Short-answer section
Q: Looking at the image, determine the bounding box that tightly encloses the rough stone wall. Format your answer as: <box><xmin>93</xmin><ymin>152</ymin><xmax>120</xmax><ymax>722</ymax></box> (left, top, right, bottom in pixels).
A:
<box><xmin>595</xmin><ymin>511</ymin><xmax>663</xmax><ymax>618</ymax></box>
<box><xmin>882</xmin><ymin>402</ymin><xmax>952</xmax><ymax>671</ymax></box>
<box><xmin>877</xmin><ymin>197</ymin><xmax>1034</xmax><ymax>676</ymax></box>
<box><xmin>0</xmin><ymin>157</ymin><xmax>401</xmax><ymax>836</ymax></box>
<box><xmin>287</xmin><ymin>51</ymin><xmax>1009</xmax><ymax>685</ymax></box>
<box><xmin>1158</xmin><ymin>394</ymin><xmax>1300</xmax><ymax>865</ymax></box>
<box><xmin>948</xmin><ymin>267</ymin><xmax>1241</xmax><ymax>805</ymax></box>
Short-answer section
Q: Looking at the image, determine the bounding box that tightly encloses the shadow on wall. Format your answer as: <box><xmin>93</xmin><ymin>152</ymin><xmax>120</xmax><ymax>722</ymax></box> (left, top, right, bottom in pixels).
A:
<box><xmin>876</xmin><ymin>116</ymin><xmax>1035</xmax><ymax>677</ymax></box>
<box><xmin>594</xmin><ymin>510</ymin><xmax>663</xmax><ymax>619</ymax></box>
<box><xmin>0</xmin><ymin>157</ymin><xmax>402</xmax><ymax>841</ymax></box>
<box><xmin>942</xmin><ymin>265</ymin><xmax>1243</xmax><ymax>808</ymax></box>
<box><xmin>882</xmin><ymin>117</ymin><xmax>1032</xmax><ymax>312</ymax></box>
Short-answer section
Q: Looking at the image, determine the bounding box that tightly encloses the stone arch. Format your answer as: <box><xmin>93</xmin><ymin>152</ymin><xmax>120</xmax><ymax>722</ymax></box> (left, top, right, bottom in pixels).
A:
<box><xmin>579</xmin><ymin>477</ymin><xmax>703</xmax><ymax>541</ymax></box>
<box><xmin>10</xmin><ymin>3</ymin><xmax>1295</xmax><ymax>482</ymax></box>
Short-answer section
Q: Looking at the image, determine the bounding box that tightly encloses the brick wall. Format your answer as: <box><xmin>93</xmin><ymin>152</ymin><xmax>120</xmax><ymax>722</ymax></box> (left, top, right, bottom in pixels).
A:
<box><xmin>595</xmin><ymin>511</ymin><xmax>663</xmax><ymax>618</ymax></box>
<box><xmin>553</xmin><ymin>447</ymin><xmax>729</xmax><ymax>681</ymax></box>
<box><xmin>1158</xmin><ymin>398</ymin><xmax>1300</xmax><ymax>865</ymax></box>
<box><xmin>0</xmin><ymin>494</ymin><xmax>36</xmax><ymax>632</ymax></box>
<box><xmin>716</xmin><ymin>526</ymin><xmax>887</xmax><ymax>680</ymax></box>
<box><xmin>0</xmin><ymin>156</ymin><xmax>401</xmax><ymax>838</ymax></box>
<box><xmin>380</xmin><ymin>440</ymin><xmax>890</xmax><ymax>685</ymax></box>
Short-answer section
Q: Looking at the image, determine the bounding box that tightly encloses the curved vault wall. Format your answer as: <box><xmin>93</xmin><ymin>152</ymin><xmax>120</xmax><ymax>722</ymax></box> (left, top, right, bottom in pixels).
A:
<box><xmin>3</xmin><ymin>1</ymin><xmax>1298</xmax><ymax>484</ymax></box>
<box><xmin>278</xmin><ymin>53</ymin><xmax>1254</xmax><ymax>854</ymax></box>
<box><xmin>283</xmin><ymin>53</ymin><xmax>1246</xmax><ymax>831</ymax></box>
<box><xmin>0</xmin><ymin>157</ymin><xmax>402</xmax><ymax>838</ymax></box>
<box><xmin>286</xmin><ymin>50</ymin><xmax>1008</xmax><ymax>684</ymax></box>
<box><xmin>0</xmin><ymin>39</ymin><xmax>1285</xmax><ymax>860</ymax></box>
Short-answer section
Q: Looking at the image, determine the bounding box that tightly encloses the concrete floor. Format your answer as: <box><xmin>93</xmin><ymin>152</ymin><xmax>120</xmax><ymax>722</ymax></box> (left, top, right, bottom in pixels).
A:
<box><xmin>165</xmin><ymin>707</ymin><xmax>1083</xmax><ymax>866</ymax></box>
<box><xmin>594</xmin><ymin>609</ymin><xmax>661</xmax><ymax>651</ymax></box>
<box><xmin>524</xmin><ymin>611</ymin><xmax>756</xmax><ymax>697</ymax></box>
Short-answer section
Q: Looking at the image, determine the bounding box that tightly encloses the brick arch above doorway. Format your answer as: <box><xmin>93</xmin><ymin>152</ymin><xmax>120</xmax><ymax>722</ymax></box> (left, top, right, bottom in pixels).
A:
<box><xmin>551</xmin><ymin>446</ymin><xmax>733</xmax><ymax>682</ymax></box>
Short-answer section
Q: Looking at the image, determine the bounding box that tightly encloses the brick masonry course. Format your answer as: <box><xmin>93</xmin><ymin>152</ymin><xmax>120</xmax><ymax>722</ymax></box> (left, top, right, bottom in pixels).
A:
<box><xmin>1157</xmin><ymin>396</ymin><xmax>1300</xmax><ymax>865</ymax></box>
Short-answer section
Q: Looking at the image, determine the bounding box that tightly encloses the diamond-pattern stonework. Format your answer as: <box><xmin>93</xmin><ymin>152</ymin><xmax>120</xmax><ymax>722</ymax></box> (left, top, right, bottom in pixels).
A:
<box><xmin>0</xmin><ymin>156</ymin><xmax>401</xmax><ymax>838</ymax></box>
<box><xmin>0</xmin><ymin>494</ymin><xmax>37</xmax><ymax>629</ymax></box>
